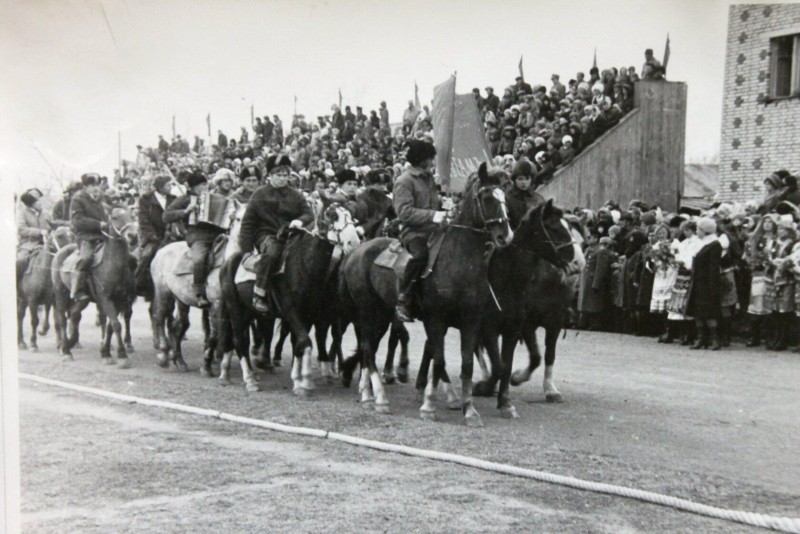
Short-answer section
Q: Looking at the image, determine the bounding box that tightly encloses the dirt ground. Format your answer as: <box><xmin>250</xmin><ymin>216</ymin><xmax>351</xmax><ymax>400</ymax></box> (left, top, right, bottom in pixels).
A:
<box><xmin>16</xmin><ymin>303</ymin><xmax>800</xmax><ymax>533</ymax></box>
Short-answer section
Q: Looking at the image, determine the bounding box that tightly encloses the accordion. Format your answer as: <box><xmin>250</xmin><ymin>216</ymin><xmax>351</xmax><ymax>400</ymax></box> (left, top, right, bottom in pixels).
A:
<box><xmin>189</xmin><ymin>192</ymin><xmax>236</xmax><ymax>230</ymax></box>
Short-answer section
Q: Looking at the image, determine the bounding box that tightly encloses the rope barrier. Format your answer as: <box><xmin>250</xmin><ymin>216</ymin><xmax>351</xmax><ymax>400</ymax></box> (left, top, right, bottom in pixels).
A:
<box><xmin>19</xmin><ymin>372</ymin><xmax>800</xmax><ymax>533</ymax></box>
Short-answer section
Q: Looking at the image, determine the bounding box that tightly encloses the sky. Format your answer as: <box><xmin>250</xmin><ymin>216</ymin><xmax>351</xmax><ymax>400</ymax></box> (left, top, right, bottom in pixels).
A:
<box><xmin>1</xmin><ymin>0</ymin><xmax>737</xmax><ymax>193</ymax></box>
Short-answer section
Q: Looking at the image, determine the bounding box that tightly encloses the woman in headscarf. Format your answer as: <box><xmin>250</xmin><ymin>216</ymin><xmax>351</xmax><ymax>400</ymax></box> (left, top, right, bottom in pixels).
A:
<box><xmin>667</xmin><ymin>220</ymin><xmax>700</xmax><ymax>345</ymax></box>
<box><xmin>684</xmin><ymin>218</ymin><xmax>723</xmax><ymax>350</ymax></box>
<box><xmin>745</xmin><ymin>215</ymin><xmax>777</xmax><ymax>346</ymax></box>
<box><xmin>766</xmin><ymin>218</ymin><xmax>798</xmax><ymax>350</ymax></box>
<box><xmin>649</xmin><ymin>224</ymin><xmax>678</xmax><ymax>341</ymax></box>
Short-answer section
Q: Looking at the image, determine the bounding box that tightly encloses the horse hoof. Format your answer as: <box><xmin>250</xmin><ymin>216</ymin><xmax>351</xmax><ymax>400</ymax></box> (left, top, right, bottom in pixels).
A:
<box><xmin>375</xmin><ymin>402</ymin><xmax>392</xmax><ymax>414</ymax></box>
<box><xmin>62</xmin><ymin>354</ymin><xmax>74</xmax><ymax>362</ymax></box>
<box><xmin>175</xmin><ymin>362</ymin><xmax>190</xmax><ymax>373</ymax></box>
<box><xmin>396</xmin><ymin>370</ymin><xmax>409</xmax><ymax>384</ymax></box>
<box><xmin>545</xmin><ymin>392</ymin><xmax>564</xmax><ymax>403</ymax></box>
<box><xmin>125</xmin><ymin>344</ymin><xmax>135</xmax><ymax>353</ymax></box>
<box><xmin>419</xmin><ymin>409</ymin><xmax>437</xmax><ymax>422</ymax></box>
<box><xmin>29</xmin><ymin>345</ymin><xmax>39</xmax><ymax>353</ymax></box>
<box><xmin>73</xmin><ymin>342</ymin><xmax>83</xmax><ymax>350</ymax></box>
<box><xmin>465</xmin><ymin>414</ymin><xmax>484</xmax><ymax>428</ymax></box>
<box><xmin>447</xmin><ymin>399</ymin><xmax>462</xmax><ymax>411</ymax></box>
<box><xmin>510</xmin><ymin>371</ymin><xmax>529</xmax><ymax>387</ymax></box>
<box><xmin>415</xmin><ymin>389</ymin><xmax>425</xmax><ymax>403</ymax></box>
<box><xmin>218</xmin><ymin>377</ymin><xmax>232</xmax><ymax>386</ymax></box>
<box><xmin>245</xmin><ymin>381</ymin><xmax>261</xmax><ymax>393</ymax></box>
<box><xmin>117</xmin><ymin>358</ymin><xmax>133</xmax><ymax>369</ymax></box>
<box><xmin>200</xmin><ymin>366</ymin><xmax>214</xmax><ymax>378</ymax></box>
<box><xmin>273</xmin><ymin>359</ymin><xmax>282</xmax><ymax>368</ymax></box>
<box><xmin>18</xmin><ymin>342</ymin><xmax>28</xmax><ymax>351</ymax></box>
<box><xmin>293</xmin><ymin>387</ymin><xmax>312</xmax><ymax>398</ymax></box>
<box><xmin>38</xmin><ymin>328</ymin><xmax>49</xmax><ymax>336</ymax></box>
<box><xmin>473</xmin><ymin>381</ymin><xmax>496</xmax><ymax>397</ymax></box>
<box><xmin>156</xmin><ymin>353</ymin><xmax>170</xmax><ymax>369</ymax></box>
<box><xmin>102</xmin><ymin>357</ymin><xmax>116</xmax><ymax>366</ymax></box>
<box><xmin>500</xmin><ymin>406</ymin><xmax>519</xmax><ymax>419</ymax></box>
<box><xmin>383</xmin><ymin>372</ymin><xmax>396</xmax><ymax>385</ymax></box>
<box><xmin>360</xmin><ymin>399</ymin><xmax>374</xmax><ymax>408</ymax></box>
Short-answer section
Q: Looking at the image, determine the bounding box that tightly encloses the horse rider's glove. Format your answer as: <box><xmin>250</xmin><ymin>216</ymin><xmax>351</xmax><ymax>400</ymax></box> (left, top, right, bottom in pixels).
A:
<box><xmin>356</xmin><ymin>226</ymin><xmax>365</xmax><ymax>237</ymax></box>
<box><xmin>432</xmin><ymin>211</ymin><xmax>447</xmax><ymax>224</ymax></box>
<box><xmin>441</xmin><ymin>197</ymin><xmax>454</xmax><ymax>211</ymax></box>
<box><xmin>289</xmin><ymin>219</ymin><xmax>303</xmax><ymax>229</ymax></box>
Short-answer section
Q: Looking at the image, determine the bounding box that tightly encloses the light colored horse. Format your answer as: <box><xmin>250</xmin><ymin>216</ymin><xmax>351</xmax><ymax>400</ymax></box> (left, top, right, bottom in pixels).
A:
<box><xmin>149</xmin><ymin>202</ymin><xmax>246</xmax><ymax>373</ymax></box>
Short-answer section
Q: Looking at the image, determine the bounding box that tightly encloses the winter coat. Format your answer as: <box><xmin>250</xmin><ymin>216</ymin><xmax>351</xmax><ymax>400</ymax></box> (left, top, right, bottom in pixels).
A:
<box><xmin>237</xmin><ymin>184</ymin><xmax>314</xmax><ymax>252</ymax></box>
<box><xmin>70</xmin><ymin>190</ymin><xmax>108</xmax><ymax>241</ymax></box>
<box><xmin>393</xmin><ymin>167</ymin><xmax>440</xmax><ymax>244</ymax></box>
<box><xmin>16</xmin><ymin>203</ymin><xmax>50</xmax><ymax>251</ymax></box>
<box><xmin>577</xmin><ymin>245</ymin><xmax>616</xmax><ymax>313</ymax></box>
<box><xmin>138</xmin><ymin>190</ymin><xmax>175</xmax><ymax>246</ymax></box>
<box><xmin>685</xmin><ymin>239</ymin><xmax>723</xmax><ymax>320</ymax></box>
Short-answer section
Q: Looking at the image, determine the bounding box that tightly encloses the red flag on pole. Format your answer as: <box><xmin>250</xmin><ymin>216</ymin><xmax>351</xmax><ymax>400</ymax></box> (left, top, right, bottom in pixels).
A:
<box><xmin>414</xmin><ymin>80</ymin><xmax>421</xmax><ymax>110</ymax></box>
<box><xmin>294</xmin><ymin>95</ymin><xmax>298</xmax><ymax>116</ymax></box>
<box><xmin>171</xmin><ymin>115</ymin><xmax>176</xmax><ymax>139</ymax></box>
<box><xmin>250</xmin><ymin>103</ymin><xmax>254</xmax><ymax>125</ymax></box>
<box><xmin>518</xmin><ymin>55</ymin><xmax>524</xmax><ymax>80</ymax></box>
<box><xmin>206</xmin><ymin>113</ymin><xmax>211</xmax><ymax>137</ymax></box>
<box><xmin>663</xmin><ymin>34</ymin><xmax>671</xmax><ymax>70</ymax></box>
<box><xmin>338</xmin><ymin>88</ymin><xmax>343</xmax><ymax>109</ymax></box>
<box><xmin>593</xmin><ymin>47</ymin><xmax>597</xmax><ymax>69</ymax></box>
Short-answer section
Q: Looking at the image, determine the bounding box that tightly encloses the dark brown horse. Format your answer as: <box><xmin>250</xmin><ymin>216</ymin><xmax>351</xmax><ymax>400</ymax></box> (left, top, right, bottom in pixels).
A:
<box><xmin>51</xmin><ymin>207</ymin><xmax>137</xmax><ymax>367</ymax></box>
<box><xmin>470</xmin><ymin>201</ymin><xmax>581</xmax><ymax>416</ymax></box>
<box><xmin>17</xmin><ymin>226</ymin><xmax>74</xmax><ymax>351</ymax></box>
<box><xmin>218</xmin><ymin>203</ymin><xmax>361</xmax><ymax>393</ymax></box>
<box><xmin>337</xmin><ymin>163</ymin><xmax>514</xmax><ymax>422</ymax></box>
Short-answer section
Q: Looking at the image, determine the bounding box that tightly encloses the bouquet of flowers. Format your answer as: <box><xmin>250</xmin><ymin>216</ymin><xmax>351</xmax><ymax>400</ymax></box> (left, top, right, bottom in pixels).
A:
<box><xmin>649</xmin><ymin>240</ymin><xmax>675</xmax><ymax>272</ymax></box>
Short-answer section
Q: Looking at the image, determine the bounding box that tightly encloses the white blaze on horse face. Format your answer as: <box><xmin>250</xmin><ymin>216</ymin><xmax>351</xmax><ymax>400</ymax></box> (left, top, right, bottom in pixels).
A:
<box><xmin>326</xmin><ymin>206</ymin><xmax>361</xmax><ymax>254</ymax></box>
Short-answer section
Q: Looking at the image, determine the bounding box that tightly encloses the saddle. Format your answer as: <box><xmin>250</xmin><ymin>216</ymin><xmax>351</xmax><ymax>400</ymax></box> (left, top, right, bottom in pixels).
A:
<box><xmin>234</xmin><ymin>252</ymin><xmax>262</xmax><ymax>284</ymax></box>
<box><xmin>173</xmin><ymin>235</ymin><xmax>228</xmax><ymax>276</ymax></box>
<box><xmin>22</xmin><ymin>245</ymin><xmax>44</xmax><ymax>276</ymax></box>
<box><xmin>373</xmin><ymin>231</ymin><xmax>446</xmax><ymax>281</ymax></box>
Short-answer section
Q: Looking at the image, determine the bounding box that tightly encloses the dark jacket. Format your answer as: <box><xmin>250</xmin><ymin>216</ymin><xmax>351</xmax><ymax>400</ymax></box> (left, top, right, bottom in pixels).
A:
<box><xmin>51</xmin><ymin>196</ymin><xmax>73</xmax><ymax>227</ymax></box>
<box><xmin>163</xmin><ymin>194</ymin><xmax>224</xmax><ymax>245</ymax></box>
<box><xmin>238</xmin><ymin>183</ymin><xmax>314</xmax><ymax>252</ymax></box>
<box><xmin>138</xmin><ymin>191</ymin><xmax>175</xmax><ymax>245</ymax></box>
<box><xmin>685</xmin><ymin>239</ymin><xmax>723</xmax><ymax>320</ymax></box>
<box><xmin>393</xmin><ymin>167</ymin><xmax>440</xmax><ymax>243</ymax></box>
<box><xmin>70</xmin><ymin>190</ymin><xmax>108</xmax><ymax>241</ymax></box>
<box><xmin>506</xmin><ymin>186</ymin><xmax>544</xmax><ymax>228</ymax></box>
<box><xmin>352</xmin><ymin>186</ymin><xmax>395</xmax><ymax>240</ymax></box>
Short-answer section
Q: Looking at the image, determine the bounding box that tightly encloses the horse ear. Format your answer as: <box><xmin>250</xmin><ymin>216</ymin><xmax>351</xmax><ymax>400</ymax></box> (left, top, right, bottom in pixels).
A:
<box><xmin>478</xmin><ymin>162</ymin><xmax>488</xmax><ymax>183</ymax></box>
<box><xmin>543</xmin><ymin>198</ymin><xmax>554</xmax><ymax>217</ymax></box>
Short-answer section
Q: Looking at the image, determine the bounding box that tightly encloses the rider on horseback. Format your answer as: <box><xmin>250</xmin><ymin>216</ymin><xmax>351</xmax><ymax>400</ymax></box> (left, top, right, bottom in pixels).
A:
<box><xmin>393</xmin><ymin>140</ymin><xmax>449</xmax><ymax>322</ymax></box>
<box><xmin>163</xmin><ymin>169</ymin><xmax>224</xmax><ymax>308</ymax></box>
<box><xmin>239</xmin><ymin>154</ymin><xmax>314</xmax><ymax>313</ymax></box>
<box><xmin>16</xmin><ymin>188</ymin><xmax>50</xmax><ymax>286</ymax></box>
<box><xmin>134</xmin><ymin>174</ymin><xmax>175</xmax><ymax>300</ymax></box>
<box><xmin>70</xmin><ymin>173</ymin><xmax>109</xmax><ymax>303</ymax></box>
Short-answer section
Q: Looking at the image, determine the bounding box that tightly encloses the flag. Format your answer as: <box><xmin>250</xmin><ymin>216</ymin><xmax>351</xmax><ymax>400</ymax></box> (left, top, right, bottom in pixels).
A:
<box><xmin>414</xmin><ymin>80</ymin><xmax>421</xmax><ymax>110</ymax></box>
<box><xmin>206</xmin><ymin>113</ymin><xmax>211</xmax><ymax>137</ymax></box>
<box><xmin>250</xmin><ymin>103</ymin><xmax>254</xmax><ymax>125</ymax></box>
<box><xmin>518</xmin><ymin>55</ymin><xmax>524</xmax><ymax>80</ymax></box>
<box><xmin>338</xmin><ymin>88</ymin><xmax>343</xmax><ymax>109</ymax></box>
<box><xmin>593</xmin><ymin>47</ymin><xmax>597</xmax><ymax>70</ymax></box>
<box><xmin>663</xmin><ymin>34</ymin><xmax>671</xmax><ymax>70</ymax></box>
<box><xmin>294</xmin><ymin>95</ymin><xmax>297</xmax><ymax>115</ymax></box>
<box><xmin>171</xmin><ymin>115</ymin><xmax>176</xmax><ymax>139</ymax></box>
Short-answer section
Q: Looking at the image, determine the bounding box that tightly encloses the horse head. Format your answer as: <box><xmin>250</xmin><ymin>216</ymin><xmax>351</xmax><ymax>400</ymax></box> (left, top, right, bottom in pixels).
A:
<box><xmin>453</xmin><ymin>162</ymin><xmax>514</xmax><ymax>248</ymax></box>
<box><xmin>107</xmin><ymin>207</ymin><xmax>135</xmax><ymax>239</ymax></box>
<box><xmin>48</xmin><ymin>226</ymin><xmax>75</xmax><ymax>252</ymax></box>
<box><xmin>318</xmin><ymin>203</ymin><xmax>362</xmax><ymax>255</ymax></box>
<box><xmin>515</xmin><ymin>199</ymin><xmax>576</xmax><ymax>269</ymax></box>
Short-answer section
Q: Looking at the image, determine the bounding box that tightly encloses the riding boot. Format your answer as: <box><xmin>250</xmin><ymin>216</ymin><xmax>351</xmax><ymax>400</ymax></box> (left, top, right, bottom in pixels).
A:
<box><xmin>193</xmin><ymin>283</ymin><xmax>211</xmax><ymax>309</ymax></box>
<box><xmin>396</xmin><ymin>256</ymin><xmax>426</xmax><ymax>323</ymax></box>
<box><xmin>709</xmin><ymin>325</ymin><xmax>722</xmax><ymax>351</ymax></box>
<box><xmin>253</xmin><ymin>252</ymin><xmax>280</xmax><ymax>313</ymax></box>
<box><xmin>746</xmin><ymin>316</ymin><xmax>761</xmax><ymax>347</ymax></box>
<box><xmin>70</xmin><ymin>269</ymin><xmax>91</xmax><ymax>303</ymax></box>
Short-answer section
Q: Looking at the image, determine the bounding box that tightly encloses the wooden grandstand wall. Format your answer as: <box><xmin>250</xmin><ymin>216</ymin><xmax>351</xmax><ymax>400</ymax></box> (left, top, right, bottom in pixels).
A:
<box><xmin>537</xmin><ymin>81</ymin><xmax>687</xmax><ymax>211</ymax></box>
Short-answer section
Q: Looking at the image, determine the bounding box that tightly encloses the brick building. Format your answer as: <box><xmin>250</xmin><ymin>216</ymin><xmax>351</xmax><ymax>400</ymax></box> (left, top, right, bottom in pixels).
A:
<box><xmin>719</xmin><ymin>4</ymin><xmax>800</xmax><ymax>202</ymax></box>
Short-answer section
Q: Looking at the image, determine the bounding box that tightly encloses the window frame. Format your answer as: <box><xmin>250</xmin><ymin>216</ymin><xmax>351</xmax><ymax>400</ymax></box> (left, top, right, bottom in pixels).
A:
<box><xmin>767</xmin><ymin>32</ymin><xmax>800</xmax><ymax>101</ymax></box>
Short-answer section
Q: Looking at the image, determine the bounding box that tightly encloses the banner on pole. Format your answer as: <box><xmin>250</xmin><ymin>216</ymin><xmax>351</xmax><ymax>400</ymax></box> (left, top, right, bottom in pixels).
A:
<box><xmin>663</xmin><ymin>34</ymin><xmax>671</xmax><ymax>70</ymax></box>
<box><xmin>171</xmin><ymin>115</ymin><xmax>176</xmax><ymax>139</ymax></box>
<box><xmin>518</xmin><ymin>55</ymin><xmax>524</xmax><ymax>80</ymax></box>
<box><xmin>338</xmin><ymin>88</ymin><xmax>343</xmax><ymax>109</ymax></box>
<box><xmin>206</xmin><ymin>113</ymin><xmax>211</xmax><ymax>137</ymax></box>
<box><xmin>414</xmin><ymin>81</ymin><xmax>421</xmax><ymax>110</ymax></box>
<box><xmin>432</xmin><ymin>74</ymin><xmax>492</xmax><ymax>193</ymax></box>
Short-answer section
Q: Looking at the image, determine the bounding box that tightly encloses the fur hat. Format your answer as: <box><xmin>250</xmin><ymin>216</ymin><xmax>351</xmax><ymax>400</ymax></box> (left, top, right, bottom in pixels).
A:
<box><xmin>336</xmin><ymin>169</ymin><xmax>358</xmax><ymax>185</ymax></box>
<box><xmin>696</xmin><ymin>217</ymin><xmax>717</xmax><ymax>234</ymax></box>
<box><xmin>405</xmin><ymin>140</ymin><xmax>436</xmax><ymax>167</ymax></box>
<box><xmin>186</xmin><ymin>170</ymin><xmax>208</xmax><ymax>189</ymax></box>
<box><xmin>562</xmin><ymin>135</ymin><xmax>573</xmax><ymax>145</ymax></box>
<box><xmin>640</xmin><ymin>211</ymin><xmax>658</xmax><ymax>226</ymax></box>
<box><xmin>266</xmin><ymin>154</ymin><xmax>292</xmax><ymax>174</ymax></box>
<box><xmin>213</xmin><ymin>168</ymin><xmax>236</xmax><ymax>185</ymax></box>
<box><xmin>20</xmin><ymin>188</ymin><xmax>43</xmax><ymax>208</ymax></box>
<box><xmin>599</xmin><ymin>236</ymin><xmax>614</xmax><ymax>246</ymax></box>
<box><xmin>153</xmin><ymin>175</ymin><xmax>172</xmax><ymax>191</ymax></box>
<box><xmin>81</xmin><ymin>173</ymin><xmax>100</xmax><ymax>186</ymax></box>
<box><xmin>511</xmin><ymin>159</ymin><xmax>535</xmax><ymax>179</ymax></box>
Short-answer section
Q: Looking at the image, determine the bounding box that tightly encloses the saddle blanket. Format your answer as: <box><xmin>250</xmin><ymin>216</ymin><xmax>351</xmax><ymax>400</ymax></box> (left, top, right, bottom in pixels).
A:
<box><xmin>234</xmin><ymin>252</ymin><xmax>261</xmax><ymax>284</ymax></box>
<box><xmin>373</xmin><ymin>232</ymin><xmax>445</xmax><ymax>280</ymax></box>
<box><xmin>173</xmin><ymin>236</ymin><xmax>228</xmax><ymax>275</ymax></box>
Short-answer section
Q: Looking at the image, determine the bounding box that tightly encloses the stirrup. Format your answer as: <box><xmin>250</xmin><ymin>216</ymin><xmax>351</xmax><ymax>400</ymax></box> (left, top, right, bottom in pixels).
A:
<box><xmin>395</xmin><ymin>303</ymin><xmax>415</xmax><ymax>323</ymax></box>
<box><xmin>252</xmin><ymin>295</ymin><xmax>270</xmax><ymax>314</ymax></box>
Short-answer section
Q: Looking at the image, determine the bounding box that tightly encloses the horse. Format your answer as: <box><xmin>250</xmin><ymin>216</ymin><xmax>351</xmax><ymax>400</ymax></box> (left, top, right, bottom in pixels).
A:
<box><xmin>17</xmin><ymin>226</ymin><xmax>74</xmax><ymax>351</ymax></box>
<box><xmin>218</xmin><ymin>202</ymin><xmax>361</xmax><ymax>393</ymax></box>
<box><xmin>51</xmin><ymin>207</ymin><xmax>137</xmax><ymax>367</ymax></box>
<box><xmin>469</xmin><ymin>201</ymin><xmax>582</xmax><ymax>416</ymax></box>
<box><xmin>337</xmin><ymin>162</ymin><xmax>514</xmax><ymax>421</ymax></box>
<box><xmin>149</xmin><ymin>202</ymin><xmax>246</xmax><ymax>373</ymax></box>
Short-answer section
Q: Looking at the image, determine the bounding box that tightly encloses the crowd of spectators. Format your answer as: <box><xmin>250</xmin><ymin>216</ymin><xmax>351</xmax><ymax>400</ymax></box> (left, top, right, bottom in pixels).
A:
<box><xmin>568</xmin><ymin>169</ymin><xmax>800</xmax><ymax>352</ymax></box>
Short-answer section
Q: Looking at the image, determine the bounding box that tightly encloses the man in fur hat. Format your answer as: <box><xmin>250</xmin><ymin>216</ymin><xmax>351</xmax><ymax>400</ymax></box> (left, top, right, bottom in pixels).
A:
<box><xmin>163</xmin><ymin>170</ymin><xmax>223</xmax><ymax>307</ymax></box>
<box><xmin>506</xmin><ymin>159</ymin><xmax>544</xmax><ymax>225</ymax></box>
<box><xmin>135</xmin><ymin>174</ymin><xmax>175</xmax><ymax>300</ymax></box>
<box><xmin>393</xmin><ymin>140</ymin><xmax>448</xmax><ymax>322</ymax></box>
<box><xmin>239</xmin><ymin>154</ymin><xmax>314</xmax><ymax>313</ymax></box>
<box><xmin>70</xmin><ymin>173</ymin><xmax>110</xmax><ymax>303</ymax></box>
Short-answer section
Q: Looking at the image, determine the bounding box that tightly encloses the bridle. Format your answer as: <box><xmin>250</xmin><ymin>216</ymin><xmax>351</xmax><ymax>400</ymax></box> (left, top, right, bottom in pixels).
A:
<box><xmin>538</xmin><ymin>212</ymin><xmax>575</xmax><ymax>267</ymax></box>
<box><xmin>450</xmin><ymin>182</ymin><xmax>510</xmax><ymax>233</ymax></box>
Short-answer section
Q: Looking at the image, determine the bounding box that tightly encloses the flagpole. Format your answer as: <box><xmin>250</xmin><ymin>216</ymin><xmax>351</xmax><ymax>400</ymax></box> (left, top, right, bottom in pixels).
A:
<box><xmin>171</xmin><ymin>115</ymin><xmax>176</xmax><ymax>140</ymax></box>
<box><xmin>117</xmin><ymin>131</ymin><xmax>121</xmax><ymax>179</ymax></box>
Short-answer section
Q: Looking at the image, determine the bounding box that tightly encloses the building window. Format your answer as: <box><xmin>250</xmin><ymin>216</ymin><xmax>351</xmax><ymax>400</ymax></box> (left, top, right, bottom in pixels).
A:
<box><xmin>769</xmin><ymin>33</ymin><xmax>800</xmax><ymax>98</ymax></box>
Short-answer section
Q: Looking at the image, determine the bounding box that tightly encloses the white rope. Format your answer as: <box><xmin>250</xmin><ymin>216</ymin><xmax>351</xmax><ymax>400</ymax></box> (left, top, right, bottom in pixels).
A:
<box><xmin>19</xmin><ymin>373</ymin><xmax>800</xmax><ymax>533</ymax></box>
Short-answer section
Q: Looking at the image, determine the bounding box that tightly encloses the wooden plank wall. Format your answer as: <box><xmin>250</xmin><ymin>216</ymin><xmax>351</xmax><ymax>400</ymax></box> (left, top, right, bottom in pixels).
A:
<box><xmin>538</xmin><ymin>81</ymin><xmax>687</xmax><ymax>211</ymax></box>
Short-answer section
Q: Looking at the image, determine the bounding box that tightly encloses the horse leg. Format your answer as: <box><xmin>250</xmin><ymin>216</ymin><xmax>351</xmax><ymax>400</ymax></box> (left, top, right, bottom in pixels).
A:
<box><xmin>542</xmin><ymin>327</ymin><xmax>563</xmax><ymax>403</ymax></box>
<box><xmin>511</xmin><ymin>328</ymin><xmax>542</xmax><ymax>387</ymax></box>
<box><xmin>415</xmin><ymin>338</ymin><xmax>433</xmax><ymax>401</ymax></box>
<box><xmin>365</xmin><ymin>321</ymin><xmax>392</xmax><ymax>413</ymax></box>
<box><xmin>383</xmin><ymin>324</ymin><xmax>399</xmax><ymax>384</ymax></box>
<box><xmin>358</xmin><ymin>356</ymin><xmax>373</xmax><ymax>405</ymax></box>
<box><xmin>419</xmin><ymin>322</ymin><xmax>447</xmax><ymax>422</ymax></box>
<box><xmin>273</xmin><ymin>320</ymin><xmax>290</xmax><ymax>367</ymax></box>
<box><xmin>28</xmin><ymin>303</ymin><xmax>40</xmax><ymax>352</ymax></box>
<box><xmin>254</xmin><ymin>316</ymin><xmax>276</xmax><ymax>372</ymax></box>
<box><xmin>459</xmin><ymin>327</ymin><xmax>482</xmax><ymax>427</ymax></box>
<box><xmin>396</xmin><ymin>322</ymin><xmax>410</xmax><ymax>384</ymax></box>
<box><xmin>284</xmin><ymin>313</ymin><xmax>314</xmax><ymax>396</ymax></box>
<box><xmin>497</xmin><ymin>333</ymin><xmax>520</xmax><ymax>419</ymax></box>
<box><xmin>474</xmin><ymin>333</ymin><xmax>502</xmax><ymax>397</ymax></box>
<box><xmin>124</xmin><ymin>303</ymin><xmax>134</xmax><ymax>352</ymax></box>
<box><xmin>201</xmin><ymin>308</ymin><xmax>215</xmax><ymax>377</ymax></box>
<box><xmin>340</xmin><ymin>323</ymin><xmax>361</xmax><ymax>388</ymax></box>
<box><xmin>17</xmin><ymin>299</ymin><xmax>28</xmax><ymax>350</ymax></box>
<box><xmin>153</xmin><ymin>294</ymin><xmax>173</xmax><ymax>367</ymax></box>
<box><xmin>170</xmin><ymin>302</ymin><xmax>191</xmax><ymax>372</ymax></box>
<box><xmin>39</xmin><ymin>303</ymin><xmax>51</xmax><ymax>336</ymax></box>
